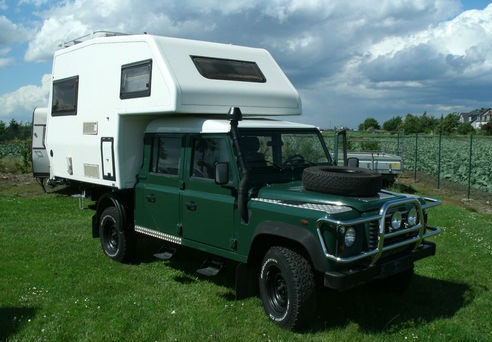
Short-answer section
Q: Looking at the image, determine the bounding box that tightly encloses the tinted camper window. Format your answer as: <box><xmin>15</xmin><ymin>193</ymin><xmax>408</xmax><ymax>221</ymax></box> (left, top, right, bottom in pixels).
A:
<box><xmin>52</xmin><ymin>76</ymin><xmax>79</xmax><ymax>116</ymax></box>
<box><xmin>120</xmin><ymin>59</ymin><xmax>152</xmax><ymax>99</ymax></box>
<box><xmin>191</xmin><ymin>56</ymin><xmax>266</xmax><ymax>83</ymax></box>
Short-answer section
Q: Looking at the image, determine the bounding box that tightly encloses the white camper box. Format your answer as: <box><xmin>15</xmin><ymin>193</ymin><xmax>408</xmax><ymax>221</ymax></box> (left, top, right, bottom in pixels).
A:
<box><xmin>42</xmin><ymin>33</ymin><xmax>301</xmax><ymax>189</ymax></box>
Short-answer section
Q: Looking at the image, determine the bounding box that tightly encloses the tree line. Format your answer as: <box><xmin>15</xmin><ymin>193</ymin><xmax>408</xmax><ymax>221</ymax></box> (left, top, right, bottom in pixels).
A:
<box><xmin>358</xmin><ymin>112</ymin><xmax>492</xmax><ymax>135</ymax></box>
<box><xmin>0</xmin><ymin>119</ymin><xmax>32</xmax><ymax>142</ymax></box>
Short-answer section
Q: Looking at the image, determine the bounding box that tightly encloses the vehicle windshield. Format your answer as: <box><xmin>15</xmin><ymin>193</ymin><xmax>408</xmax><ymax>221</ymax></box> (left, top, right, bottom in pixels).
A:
<box><xmin>238</xmin><ymin>129</ymin><xmax>332</xmax><ymax>183</ymax></box>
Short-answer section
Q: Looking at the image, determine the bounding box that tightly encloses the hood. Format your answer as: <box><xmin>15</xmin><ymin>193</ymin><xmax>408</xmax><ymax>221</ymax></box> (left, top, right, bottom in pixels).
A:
<box><xmin>255</xmin><ymin>181</ymin><xmax>404</xmax><ymax>213</ymax></box>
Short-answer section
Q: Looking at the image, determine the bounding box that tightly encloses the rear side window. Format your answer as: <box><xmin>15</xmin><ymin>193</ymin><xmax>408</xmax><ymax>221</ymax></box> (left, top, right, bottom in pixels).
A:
<box><xmin>120</xmin><ymin>59</ymin><xmax>152</xmax><ymax>99</ymax></box>
<box><xmin>150</xmin><ymin>135</ymin><xmax>182</xmax><ymax>175</ymax></box>
<box><xmin>191</xmin><ymin>56</ymin><xmax>266</xmax><ymax>83</ymax></box>
<box><xmin>52</xmin><ymin>76</ymin><xmax>79</xmax><ymax>116</ymax></box>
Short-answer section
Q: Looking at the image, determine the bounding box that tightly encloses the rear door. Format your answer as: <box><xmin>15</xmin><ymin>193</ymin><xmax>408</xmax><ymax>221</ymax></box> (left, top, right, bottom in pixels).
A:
<box><xmin>134</xmin><ymin>134</ymin><xmax>184</xmax><ymax>241</ymax></box>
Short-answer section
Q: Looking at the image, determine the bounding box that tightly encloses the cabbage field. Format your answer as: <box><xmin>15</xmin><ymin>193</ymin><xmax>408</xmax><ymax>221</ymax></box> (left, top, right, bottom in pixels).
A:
<box><xmin>0</xmin><ymin>142</ymin><xmax>26</xmax><ymax>159</ymax></box>
<box><xmin>400</xmin><ymin>135</ymin><xmax>492</xmax><ymax>193</ymax></box>
<box><xmin>337</xmin><ymin>132</ymin><xmax>492</xmax><ymax>195</ymax></box>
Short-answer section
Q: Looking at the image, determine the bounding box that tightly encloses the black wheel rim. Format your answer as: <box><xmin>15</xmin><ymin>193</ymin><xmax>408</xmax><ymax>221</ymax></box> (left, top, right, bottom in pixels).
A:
<box><xmin>102</xmin><ymin>217</ymin><xmax>118</xmax><ymax>255</ymax></box>
<box><xmin>265</xmin><ymin>265</ymin><xmax>288</xmax><ymax>316</ymax></box>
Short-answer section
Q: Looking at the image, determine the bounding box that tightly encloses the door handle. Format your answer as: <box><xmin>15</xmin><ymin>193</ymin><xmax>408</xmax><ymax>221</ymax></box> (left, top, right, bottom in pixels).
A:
<box><xmin>186</xmin><ymin>201</ymin><xmax>197</xmax><ymax>211</ymax></box>
<box><xmin>146</xmin><ymin>194</ymin><xmax>156</xmax><ymax>203</ymax></box>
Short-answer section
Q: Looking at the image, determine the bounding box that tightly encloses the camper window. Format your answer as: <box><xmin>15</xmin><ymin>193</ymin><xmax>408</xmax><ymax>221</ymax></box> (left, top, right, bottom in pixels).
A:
<box><xmin>191</xmin><ymin>56</ymin><xmax>266</xmax><ymax>83</ymax></box>
<box><xmin>120</xmin><ymin>59</ymin><xmax>152</xmax><ymax>99</ymax></box>
<box><xmin>52</xmin><ymin>76</ymin><xmax>79</xmax><ymax>116</ymax></box>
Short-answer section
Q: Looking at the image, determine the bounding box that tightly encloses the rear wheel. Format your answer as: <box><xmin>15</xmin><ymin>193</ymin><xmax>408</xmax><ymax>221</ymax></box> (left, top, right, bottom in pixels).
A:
<box><xmin>99</xmin><ymin>206</ymin><xmax>133</xmax><ymax>262</ymax></box>
<box><xmin>259</xmin><ymin>246</ymin><xmax>316</xmax><ymax>330</ymax></box>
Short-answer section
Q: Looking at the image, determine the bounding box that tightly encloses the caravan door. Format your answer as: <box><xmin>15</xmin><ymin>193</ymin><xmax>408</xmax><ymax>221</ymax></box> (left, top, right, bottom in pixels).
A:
<box><xmin>31</xmin><ymin>107</ymin><xmax>50</xmax><ymax>178</ymax></box>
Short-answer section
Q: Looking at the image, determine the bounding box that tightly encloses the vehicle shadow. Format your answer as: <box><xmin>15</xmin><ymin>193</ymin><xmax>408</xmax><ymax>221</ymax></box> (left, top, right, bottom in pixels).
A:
<box><xmin>130</xmin><ymin>238</ymin><xmax>473</xmax><ymax>333</ymax></box>
<box><xmin>0</xmin><ymin>306</ymin><xmax>37</xmax><ymax>341</ymax></box>
<box><xmin>311</xmin><ymin>275</ymin><xmax>473</xmax><ymax>333</ymax></box>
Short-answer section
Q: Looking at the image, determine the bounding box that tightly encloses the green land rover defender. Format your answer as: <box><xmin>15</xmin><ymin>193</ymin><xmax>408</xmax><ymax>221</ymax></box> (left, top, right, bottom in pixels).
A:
<box><xmin>93</xmin><ymin>108</ymin><xmax>440</xmax><ymax>330</ymax></box>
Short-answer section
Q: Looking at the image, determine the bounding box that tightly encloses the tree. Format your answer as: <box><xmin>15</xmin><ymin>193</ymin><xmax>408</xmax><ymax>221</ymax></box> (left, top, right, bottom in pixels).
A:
<box><xmin>0</xmin><ymin>120</ymin><xmax>5</xmax><ymax>141</ymax></box>
<box><xmin>358</xmin><ymin>117</ymin><xmax>380</xmax><ymax>131</ymax></box>
<box><xmin>402</xmin><ymin>113</ymin><xmax>422</xmax><ymax>134</ymax></box>
<box><xmin>481</xmin><ymin>118</ymin><xmax>492</xmax><ymax>135</ymax></box>
<box><xmin>456</xmin><ymin>122</ymin><xmax>475</xmax><ymax>135</ymax></box>
<box><xmin>440</xmin><ymin>113</ymin><xmax>460</xmax><ymax>134</ymax></box>
<box><xmin>382</xmin><ymin>116</ymin><xmax>402</xmax><ymax>132</ymax></box>
<box><xmin>419</xmin><ymin>112</ymin><xmax>439</xmax><ymax>133</ymax></box>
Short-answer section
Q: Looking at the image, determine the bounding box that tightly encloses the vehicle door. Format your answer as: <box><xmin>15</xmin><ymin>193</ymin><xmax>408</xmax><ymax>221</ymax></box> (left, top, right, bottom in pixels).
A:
<box><xmin>134</xmin><ymin>134</ymin><xmax>184</xmax><ymax>240</ymax></box>
<box><xmin>181</xmin><ymin>134</ymin><xmax>237</xmax><ymax>250</ymax></box>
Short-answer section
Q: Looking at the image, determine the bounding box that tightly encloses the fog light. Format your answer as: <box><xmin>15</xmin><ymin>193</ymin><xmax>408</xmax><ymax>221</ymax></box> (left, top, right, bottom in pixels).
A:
<box><xmin>391</xmin><ymin>211</ymin><xmax>402</xmax><ymax>230</ymax></box>
<box><xmin>407</xmin><ymin>207</ymin><xmax>418</xmax><ymax>226</ymax></box>
<box><xmin>344</xmin><ymin>227</ymin><xmax>356</xmax><ymax>247</ymax></box>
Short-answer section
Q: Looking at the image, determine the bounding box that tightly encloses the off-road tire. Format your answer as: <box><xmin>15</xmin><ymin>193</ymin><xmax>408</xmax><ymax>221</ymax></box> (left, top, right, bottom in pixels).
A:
<box><xmin>303</xmin><ymin>165</ymin><xmax>382</xmax><ymax>197</ymax></box>
<box><xmin>99</xmin><ymin>206</ymin><xmax>134</xmax><ymax>262</ymax></box>
<box><xmin>259</xmin><ymin>246</ymin><xmax>316</xmax><ymax>330</ymax></box>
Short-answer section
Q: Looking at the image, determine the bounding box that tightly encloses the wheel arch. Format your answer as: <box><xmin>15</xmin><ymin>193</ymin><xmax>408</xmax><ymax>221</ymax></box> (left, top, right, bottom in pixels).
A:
<box><xmin>248</xmin><ymin>221</ymin><xmax>326</xmax><ymax>273</ymax></box>
<box><xmin>91</xmin><ymin>190</ymin><xmax>134</xmax><ymax>238</ymax></box>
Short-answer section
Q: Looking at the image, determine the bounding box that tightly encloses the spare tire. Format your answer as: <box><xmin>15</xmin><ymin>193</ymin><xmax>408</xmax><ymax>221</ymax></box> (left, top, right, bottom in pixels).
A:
<box><xmin>302</xmin><ymin>166</ymin><xmax>382</xmax><ymax>197</ymax></box>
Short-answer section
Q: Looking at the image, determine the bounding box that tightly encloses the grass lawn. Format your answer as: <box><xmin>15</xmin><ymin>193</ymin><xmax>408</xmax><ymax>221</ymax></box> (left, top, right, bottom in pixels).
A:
<box><xmin>1</xmin><ymin>176</ymin><xmax>491</xmax><ymax>341</ymax></box>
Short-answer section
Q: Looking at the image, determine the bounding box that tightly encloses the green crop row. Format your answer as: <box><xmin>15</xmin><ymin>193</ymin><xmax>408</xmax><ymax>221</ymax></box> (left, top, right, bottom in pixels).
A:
<box><xmin>0</xmin><ymin>143</ymin><xmax>26</xmax><ymax>159</ymax></box>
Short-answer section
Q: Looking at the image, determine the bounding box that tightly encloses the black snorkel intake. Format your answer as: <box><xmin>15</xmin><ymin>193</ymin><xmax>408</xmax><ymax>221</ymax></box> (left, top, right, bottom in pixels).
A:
<box><xmin>228</xmin><ymin>107</ymin><xmax>250</xmax><ymax>223</ymax></box>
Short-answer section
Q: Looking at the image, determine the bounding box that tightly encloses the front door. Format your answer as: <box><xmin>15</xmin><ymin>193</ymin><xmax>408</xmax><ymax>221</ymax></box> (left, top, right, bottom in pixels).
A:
<box><xmin>181</xmin><ymin>135</ymin><xmax>236</xmax><ymax>250</ymax></box>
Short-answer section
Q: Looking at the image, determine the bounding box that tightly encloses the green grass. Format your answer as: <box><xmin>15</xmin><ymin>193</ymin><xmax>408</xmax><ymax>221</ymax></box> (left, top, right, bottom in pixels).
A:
<box><xmin>1</xmin><ymin>180</ymin><xmax>491</xmax><ymax>341</ymax></box>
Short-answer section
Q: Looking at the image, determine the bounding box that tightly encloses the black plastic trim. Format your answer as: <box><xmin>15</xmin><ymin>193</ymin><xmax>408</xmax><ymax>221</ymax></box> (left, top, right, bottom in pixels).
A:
<box><xmin>323</xmin><ymin>241</ymin><xmax>436</xmax><ymax>290</ymax></box>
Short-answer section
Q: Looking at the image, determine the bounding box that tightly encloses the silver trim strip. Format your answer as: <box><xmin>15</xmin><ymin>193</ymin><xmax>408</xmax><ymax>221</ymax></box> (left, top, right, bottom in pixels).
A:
<box><xmin>135</xmin><ymin>225</ymin><xmax>182</xmax><ymax>245</ymax></box>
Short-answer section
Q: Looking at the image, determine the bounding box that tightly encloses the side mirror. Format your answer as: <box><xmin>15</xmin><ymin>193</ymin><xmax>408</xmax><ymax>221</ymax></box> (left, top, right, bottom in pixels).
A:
<box><xmin>215</xmin><ymin>162</ymin><xmax>229</xmax><ymax>185</ymax></box>
<box><xmin>347</xmin><ymin>157</ymin><xmax>359</xmax><ymax>168</ymax></box>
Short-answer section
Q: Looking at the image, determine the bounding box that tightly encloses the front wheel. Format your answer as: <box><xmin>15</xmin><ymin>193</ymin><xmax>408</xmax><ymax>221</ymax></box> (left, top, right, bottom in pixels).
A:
<box><xmin>99</xmin><ymin>206</ymin><xmax>134</xmax><ymax>262</ymax></box>
<box><xmin>259</xmin><ymin>246</ymin><xmax>316</xmax><ymax>330</ymax></box>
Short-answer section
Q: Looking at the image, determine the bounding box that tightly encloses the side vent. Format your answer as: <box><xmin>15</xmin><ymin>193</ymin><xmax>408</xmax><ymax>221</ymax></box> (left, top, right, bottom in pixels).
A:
<box><xmin>84</xmin><ymin>164</ymin><xmax>100</xmax><ymax>178</ymax></box>
<box><xmin>83</xmin><ymin>122</ymin><xmax>98</xmax><ymax>135</ymax></box>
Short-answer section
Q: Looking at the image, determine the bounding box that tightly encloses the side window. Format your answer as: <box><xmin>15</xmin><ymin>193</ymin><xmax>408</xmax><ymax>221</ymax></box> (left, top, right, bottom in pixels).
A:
<box><xmin>150</xmin><ymin>136</ymin><xmax>182</xmax><ymax>175</ymax></box>
<box><xmin>191</xmin><ymin>137</ymin><xmax>229</xmax><ymax>180</ymax></box>
<box><xmin>52</xmin><ymin>76</ymin><xmax>79</xmax><ymax>116</ymax></box>
<box><xmin>120</xmin><ymin>59</ymin><xmax>152</xmax><ymax>99</ymax></box>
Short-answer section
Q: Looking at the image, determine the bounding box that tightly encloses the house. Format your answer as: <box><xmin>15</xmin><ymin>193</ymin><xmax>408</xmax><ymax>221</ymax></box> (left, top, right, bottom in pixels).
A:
<box><xmin>459</xmin><ymin>108</ymin><xmax>492</xmax><ymax>129</ymax></box>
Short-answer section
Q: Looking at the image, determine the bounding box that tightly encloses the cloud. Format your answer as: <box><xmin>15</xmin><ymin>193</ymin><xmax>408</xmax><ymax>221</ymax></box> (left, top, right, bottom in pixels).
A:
<box><xmin>14</xmin><ymin>0</ymin><xmax>492</xmax><ymax>127</ymax></box>
<box><xmin>0</xmin><ymin>74</ymin><xmax>51</xmax><ymax>120</ymax></box>
<box><xmin>0</xmin><ymin>16</ymin><xmax>29</xmax><ymax>45</ymax></box>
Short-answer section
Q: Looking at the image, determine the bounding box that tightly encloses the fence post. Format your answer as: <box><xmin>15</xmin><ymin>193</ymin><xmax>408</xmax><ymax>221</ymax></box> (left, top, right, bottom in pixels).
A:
<box><xmin>414</xmin><ymin>133</ymin><xmax>418</xmax><ymax>181</ymax></box>
<box><xmin>437</xmin><ymin>129</ymin><xmax>442</xmax><ymax>189</ymax></box>
<box><xmin>397</xmin><ymin>132</ymin><xmax>400</xmax><ymax>156</ymax></box>
<box><xmin>467</xmin><ymin>133</ymin><xmax>473</xmax><ymax>199</ymax></box>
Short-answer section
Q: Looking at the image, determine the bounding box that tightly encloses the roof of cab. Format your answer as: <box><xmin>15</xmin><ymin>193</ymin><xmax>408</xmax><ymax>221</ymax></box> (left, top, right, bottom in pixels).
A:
<box><xmin>145</xmin><ymin>117</ymin><xmax>317</xmax><ymax>134</ymax></box>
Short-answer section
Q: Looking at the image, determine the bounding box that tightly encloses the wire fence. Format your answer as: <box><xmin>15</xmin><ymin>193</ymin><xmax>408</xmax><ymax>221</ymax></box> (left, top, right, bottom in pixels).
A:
<box><xmin>341</xmin><ymin>132</ymin><xmax>492</xmax><ymax>201</ymax></box>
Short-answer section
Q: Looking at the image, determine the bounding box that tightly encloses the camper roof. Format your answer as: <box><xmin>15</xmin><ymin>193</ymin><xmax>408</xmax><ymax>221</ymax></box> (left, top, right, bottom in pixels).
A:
<box><xmin>53</xmin><ymin>33</ymin><xmax>302</xmax><ymax>116</ymax></box>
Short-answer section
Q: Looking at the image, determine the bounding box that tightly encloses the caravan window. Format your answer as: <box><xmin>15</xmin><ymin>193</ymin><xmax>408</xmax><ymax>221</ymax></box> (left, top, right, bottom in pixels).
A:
<box><xmin>52</xmin><ymin>76</ymin><xmax>79</xmax><ymax>116</ymax></box>
<box><xmin>120</xmin><ymin>59</ymin><xmax>152</xmax><ymax>99</ymax></box>
<box><xmin>191</xmin><ymin>56</ymin><xmax>266</xmax><ymax>83</ymax></box>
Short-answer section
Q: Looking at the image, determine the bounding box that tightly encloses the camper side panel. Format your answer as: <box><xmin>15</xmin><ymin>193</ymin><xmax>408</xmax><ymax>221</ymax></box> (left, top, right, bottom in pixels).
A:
<box><xmin>45</xmin><ymin>40</ymin><xmax>174</xmax><ymax>188</ymax></box>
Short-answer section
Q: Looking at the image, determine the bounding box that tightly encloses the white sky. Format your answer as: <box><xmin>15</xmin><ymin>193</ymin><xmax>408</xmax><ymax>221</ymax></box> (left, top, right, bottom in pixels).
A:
<box><xmin>0</xmin><ymin>0</ymin><xmax>491</xmax><ymax>128</ymax></box>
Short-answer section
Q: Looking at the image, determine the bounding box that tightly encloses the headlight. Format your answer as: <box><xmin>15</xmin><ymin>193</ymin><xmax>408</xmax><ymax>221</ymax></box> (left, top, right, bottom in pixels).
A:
<box><xmin>391</xmin><ymin>211</ymin><xmax>402</xmax><ymax>230</ymax></box>
<box><xmin>407</xmin><ymin>206</ymin><xmax>418</xmax><ymax>226</ymax></box>
<box><xmin>344</xmin><ymin>227</ymin><xmax>356</xmax><ymax>247</ymax></box>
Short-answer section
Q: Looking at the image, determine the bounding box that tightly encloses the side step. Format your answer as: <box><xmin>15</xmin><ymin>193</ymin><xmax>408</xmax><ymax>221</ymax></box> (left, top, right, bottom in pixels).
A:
<box><xmin>154</xmin><ymin>246</ymin><xmax>177</xmax><ymax>261</ymax></box>
<box><xmin>197</xmin><ymin>260</ymin><xmax>223</xmax><ymax>277</ymax></box>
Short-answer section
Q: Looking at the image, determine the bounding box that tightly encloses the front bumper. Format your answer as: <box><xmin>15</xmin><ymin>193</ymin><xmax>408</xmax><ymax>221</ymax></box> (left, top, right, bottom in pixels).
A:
<box><xmin>315</xmin><ymin>193</ymin><xmax>441</xmax><ymax>265</ymax></box>
<box><xmin>323</xmin><ymin>241</ymin><xmax>436</xmax><ymax>290</ymax></box>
